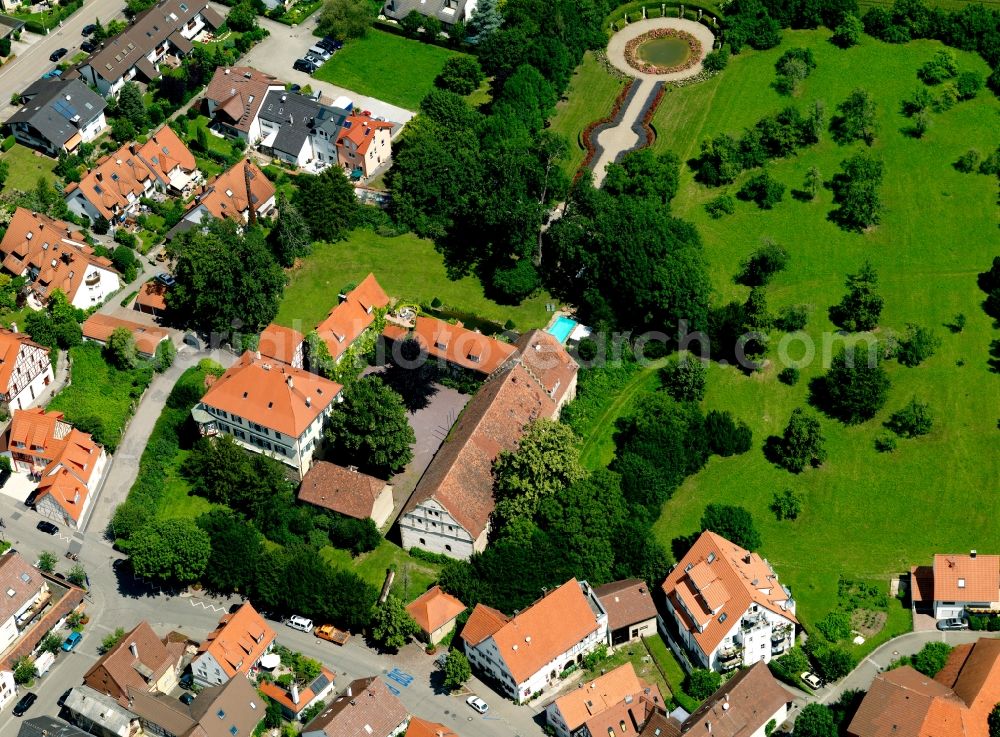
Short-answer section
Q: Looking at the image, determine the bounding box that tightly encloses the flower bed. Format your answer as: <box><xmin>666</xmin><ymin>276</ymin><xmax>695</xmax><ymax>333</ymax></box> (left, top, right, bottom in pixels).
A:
<box><xmin>624</xmin><ymin>28</ymin><xmax>702</xmax><ymax>75</ymax></box>
<box><xmin>576</xmin><ymin>80</ymin><xmax>638</xmax><ymax>182</ymax></box>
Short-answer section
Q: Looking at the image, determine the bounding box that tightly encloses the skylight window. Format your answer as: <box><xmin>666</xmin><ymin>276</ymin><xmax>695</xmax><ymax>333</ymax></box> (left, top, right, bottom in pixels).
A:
<box><xmin>229</xmin><ymin>728</ymin><xmax>238</xmax><ymax>735</ymax></box>
<box><xmin>958</xmin><ymin>578</ymin><xmax>966</xmax><ymax>588</ymax></box>
<box><xmin>19</xmin><ymin>573</ymin><xmax>30</xmax><ymax>583</ymax></box>
<box><xmin>217</xmin><ymin>710</ymin><xmax>225</xmax><ymax>719</ymax></box>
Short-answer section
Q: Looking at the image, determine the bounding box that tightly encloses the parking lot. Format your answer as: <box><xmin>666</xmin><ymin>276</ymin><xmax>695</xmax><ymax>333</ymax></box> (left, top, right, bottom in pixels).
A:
<box><xmin>226</xmin><ymin>6</ymin><xmax>416</xmax><ymax>124</ymax></box>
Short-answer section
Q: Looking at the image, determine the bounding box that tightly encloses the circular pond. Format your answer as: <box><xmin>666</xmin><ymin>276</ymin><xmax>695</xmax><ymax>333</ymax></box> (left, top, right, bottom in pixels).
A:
<box><xmin>636</xmin><ymin>36</ymin><xmax>691</xmax><ymax>68</ymax></box>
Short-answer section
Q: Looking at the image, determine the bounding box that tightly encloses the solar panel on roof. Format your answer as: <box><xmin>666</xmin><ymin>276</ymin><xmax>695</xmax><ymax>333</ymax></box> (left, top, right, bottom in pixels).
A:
<box><xmin>53</xmin><ymin>99</ymin><xmax>78</xmax><ymax>120</ymax></box>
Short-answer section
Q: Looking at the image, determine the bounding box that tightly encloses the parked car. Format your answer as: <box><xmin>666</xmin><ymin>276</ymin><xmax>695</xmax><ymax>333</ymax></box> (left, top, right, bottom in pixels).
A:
<box><xmin>179</xmin><ymin>692</ymin><xmax>195</xmax><ymax>705</ymax></box>
<box><xmin>314</xmin><ymin>624</ymin><xmax>350</xmax><ymax>645</ymax></box>
<box><xmin>81</xmin><ymin>40</ymin><xmax>98</xmax><ymax>53</ymax></box>
<box><xmin>49</xmin><ymin>47</ymin><xmax>68</xmax><ymax>62</ymax></box>
<box><xmin>36</xmin><ymin>520</ymin><xmax>59</xmax><ymax>535</ymax></box>
<box><xmin>307</xmin><ymin>45</ymin><xmax>331</xmax><ymax>60</ymax></box>
<box><xmin>466</xmin><ymin>695</ymin><xmax>488</xmax><ymax>715</ymax></box>
<box><xmin>41</xmin><ymin>68</ymin><xmax>63</xmax><ymax>80</ymax></box>
<box><xmin>182</xmin><ymin>332</ymin><xmax>201</xmax><ymax>349</ymax></box>
<box><xmin>801</xmin><ymin>672</ymin><xmax>823</xmax><ymax>690</ymax></box>
<box><xmin>318</xmin><ymin>36</ymin><xmax>342</xmax><ymax>51</ymax></box>
<box><xmin>13</xmin><ymin>692</ymin><xmax>37</xmax><ymax>717</ymax></box>
<box><xmin>304</xmin><ymin>53</ymin><xmax>325</xmax><ymax>67</ymax></box>
<box><xmin>286</xmin><ymin>615</ymin><xmax>313</xmax><ymax>633</ymax></box>
<box><xmin>156</xmin><ymin>272</ymin><xmax>176</xmax><ymax>287</ymax></box>
<box><xmin>937</xmin><ymin>617</ymin><xmax>969</xmax><ymax>631</ymax></box>
<box><xmin>82</xmin><ymin>23</ymin><xmax>97</xmax><ymax>35</ymax></box>
<box><xmin>61</xmin><ymin>631</ymin><xmax>82</xmax><ymax>652</ymax></box>
<box><xmin>292</xmin><ymin>58</ymin><xmax>317</xmax><ymax>74</ymax></box>
<box><xmin>179</xmin><ymin>672</ymin><xmax>195</xmax><ymax>690</ymax></box>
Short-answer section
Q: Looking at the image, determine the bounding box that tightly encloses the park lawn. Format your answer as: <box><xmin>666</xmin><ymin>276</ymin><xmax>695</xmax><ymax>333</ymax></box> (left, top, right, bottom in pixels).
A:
<box><xmin>320</xmin><ymin>541</ymin><xmax>443</xmax><ymax>602</ymax></box>
<box><xmin>155</xmin><ymin>449</ymin><xmax>222</xmax><ymax>521</ymax></box>
<box><xmin>0</xmin><ymin>144</ymin><xmax>57</xmax><ymax>193</ymax></box>
<box><xmin>275</xmin><ymin>229</ymin><xmax>554</xmax><ymax>332</ymax></box>
<box><xmin>640</xmin><ymin>30</ymin><xmax>1000</xmax><ymax>631</ymax></box>
<box><xmin>47</xmin><ymin>343</ymin><xmax>152</xmax><ymax>453</ymax></box>
<box><xmin>313</xmin><ymin>30</ymin><xmax>462</xmax><ymax>111</ymax></box>
<box><xmin>549</xmin><ymin>52</ymin><xmax>626</xmax><ymax>178</ymax></box>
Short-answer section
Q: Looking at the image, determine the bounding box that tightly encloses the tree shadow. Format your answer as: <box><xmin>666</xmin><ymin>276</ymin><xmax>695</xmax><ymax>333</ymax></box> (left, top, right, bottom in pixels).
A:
<box><xmin>790</xmin><ymin>188</ymin><xmax>815</xmax><ymax>202</ymax></box>
<box><xmin>988</xmin><ymin>339</ymin><xmax>1000</xmax><ymax>374</ymax></box>
<box><xmin>380</xmin><ymin>362</ymin><xmax>440</xmax><ymax>413</ymax></box>
<box><xmin>762</xmin><ymin>435</ymin><xmax>785</xmax><ymax>467</ymax></box>
<box><xmin>671</xmin><ymin>532</ymin><xmax>699</xmax><ymax>562</ymax></box>
<box><xmin>806</xmin><ymin>374</ymin><xmax>831</xmax><ymax>413</ymax></box>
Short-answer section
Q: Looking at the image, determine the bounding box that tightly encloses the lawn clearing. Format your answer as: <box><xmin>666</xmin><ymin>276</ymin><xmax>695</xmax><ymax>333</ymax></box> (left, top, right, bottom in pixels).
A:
<box><xmin>48</xmin><ymin>343</ymin><xmax>153</xmax><ymax>453</ymax></box>
<box><xmin>644</xmin><ymin>635</ymin><xmax>700</xmax><ymax>713</ymax></box>
<box><xmin>320</xmin><ymin>540</ymin><xmax>443</xmax><ymax>601</ymax></box>
<box><xmin>275</xmin><ymin>228</ymin><xmax>554</xmax><ymax>332</ymax></box>
<box><xmin>549</xmin><ymin>52</ymin><xmax>626</xmax><ymax>178</ymax></box>
<box><xmin>0</xmin><ymin>144</ymin><xmax>57</xmax><ymax>193</ymax></box>
<box><xmin>313</xmin><ymin>30</ymin><xmax>461</xmax><ymax>111</ymax></box>
<box><xmin>638</xmin><ymin>30</ymin><xmax>1000</xmax><ymax>631</ymax></box>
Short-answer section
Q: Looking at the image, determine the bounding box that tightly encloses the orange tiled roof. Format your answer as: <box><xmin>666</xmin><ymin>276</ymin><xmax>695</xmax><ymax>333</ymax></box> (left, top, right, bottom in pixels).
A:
<box><xmin>82</xmin><ymin>313</ymin><xmax>169</xmax><ymax>357</ymax></box>
<box><xmin>136</xmin><ymin>280</ymin><xmax>168</xmax><ymax>311</ymax></box>
<box><xmin>910</xmin><ymin>566</ymin><xmax>934</xmax><ymax>604</ymax></box>
<box><xmin>199</xmin><ymin>351</ymin><xmax>341</xmax><ymax>437</ymax></box>
<box><xmin>684</xmin><ymin>662</ymin><xmax>794</xmax><ymax>737</ymax></box>
<box><xmin>258</xmin><ymin>665</ymin><xmax>334</xmax><ymax>714</ymax></box>
<box><xmin>315</xmin><ymin>274</ymin><xmax>390</xmax><ymax>361</ymax></box>
<box><xmin>661</xmin><ymin>531</ymin><xmax>798</xmax><ymax>658</ymax></box>
<box><xmin>405</xmin><ymin>586</ymin><xmax>466</xmax><ymax>635</ymax></box>
<box><xmin>405</xmin><ymin>718</ymin><xmax>460</xmax><ymax>737</ymax></box>
<box><xmin>197</xmin><ymin>602</ymin><xmax>275</xmax><ymax>679</ymax></box>
<box><xmin>190</xmin><ymin>160</ymin><xmax>275</xmax><ymax>222</ymax></box>
<box><xmin>488</xmin><ymin>579</ymin><xmax>603</xmax><ymax>685</ymax></box>
<box><xmin>8</xmin><ymin>408</ymin><xmax>103</xmax><ymax>522</ymax></box>
<box><xmin>258</xmin><ymin>323</ymin><xmax>304</xmax><ymax>366</ymax></box>
<box><xmin>554</xmin><ymin>663</ymin><xmax>650</xmax><ymax>731</ymax></box>
<box><xmin>936</xmin><ymin>638</ymin><xmax>1000</xmax><ymax>736</ymax></box>
<box><xmin>138</xmin><ymin>125</ymin><xmax>197</xmax><ymax>182</ymax></box>
<box><xmin>933</xmin><ymin>554</ymin><xmax>1000</xmax><ymax>603</ymax></box>
<box><xmin>0</xmin><ymin>208</ymin><xmax>117</xmax><ymax>303</ymax></box>
<box><xmin>412</xmin><ymin>316</ymin><xmax>516</xmax><ymax>375</ymax></box>
<box><xmin>336</xmin><ymin>113</ymin><xmax>393</xmax><ymax>157</ymax></box>
<box><xmin>461</xmin><ymin>603</ymin><xmax>509</xmax><ymax>646</ymax></box>
<box><xmin>0</xmin><ymin>327</ymin><xmax>48</xmax><ymax>396</ymax></box>
<box><xmin>298</xmin><ymin>461</ymin><xmax>388</xmax><ymax>520</ymax></box>
<box><xmin>401</xmin><ymin>330</ymin><xmax>577</xmax><ymax>540</ymax></box>
<box><xmin>848</xmin><ymin>666</ymin><xmax>967</xmax><ymax>737</ymax></box>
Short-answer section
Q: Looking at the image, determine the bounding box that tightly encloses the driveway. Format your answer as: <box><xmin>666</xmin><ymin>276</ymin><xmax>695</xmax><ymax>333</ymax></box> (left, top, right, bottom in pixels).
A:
<box><xmin>225</xmin><ymin>7</ymin><xmax>416</xmax><ymax>123</ymax></box>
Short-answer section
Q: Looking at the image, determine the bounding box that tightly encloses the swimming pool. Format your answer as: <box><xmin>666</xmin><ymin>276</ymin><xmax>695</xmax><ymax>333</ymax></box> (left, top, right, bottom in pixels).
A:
<box><xmin>547</xmin><ymin>316</ymin><xmax>578</xmax><ymax>344</ymax></box>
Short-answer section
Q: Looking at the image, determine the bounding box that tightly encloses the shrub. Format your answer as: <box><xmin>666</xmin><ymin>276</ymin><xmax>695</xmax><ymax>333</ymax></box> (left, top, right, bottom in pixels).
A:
<box><xmin>776</xmin><ymin>305</ymin><xmax>808</xmax><ymax>332</ymax></box>
<box><xmin>874</xmin><ymin>432</ymin><xmax>897</xmax><ymax>452</ymax></box>
<box><xmin>897</xmin><ymin>324</ymin><xmax>940</xmax><ymax>367</ymax></box>
<box><xmin>777</xmin><ymin>367</ymin><xmax>800</xmax><ymax>385</ymax></box>
<box><xmin>705</xmin><ymin>410</ymin><xmax>752</xmax><ymax>456</ymax></box>
<box><xmin>684</xmin><ymin>669</ymin><xmax>721</xmax><ymax>700</ymax></box>
<box><xmin>705</xmin><ymin>193</ymin><xmax>736</xmax><ymax>218</ymax></box>
<box><xmin>738</xmin><ymin>171</ymin><xmax>785</xmax><ymax>209</ymax></box>
<box><xmin>738</xmin><ymin>241</ymin><xmax>789</xmax><ymax>286</ymax></box>
<box><xmin>815</xmin><ymin>611</ymin><xmax>852</xmax><ymax>642</ymax></box>
<box><xmin>885</xmin><ymin>397</ymin><xmax>933</xmax><ymax>438</ymax></box>
<box><xmin>435</xmin><ymin>56</ymin><xmax>484</xmax><ymax>95</ymax></box>
<box><xmin>582</xmin><ymin>644</ymin><xmax>608</xmax><ymax>670</ymax></box>
<box><xmin>660</xmin><ymin>356</ymin><xmax>707</xmax><ymax>402</ymax></box>
<box><xmin>770</xmin><ymin>488</ymin><xmax>802</xmax><ymax>521</ymax></box>
<box><xmin>954</xmin><ymin>149</ymin><xmax>981</xmax><ymax>173</ymax></box>
<box><xmin>917</xmin><ymin>50</ymin><xmax>958</xmax><ymax>85</ymax></box>
<box><xmin>955</xmin><ymin>71</ymin><xmax>983</xmax><ymax>100</ymax></box>
<box><xmin>702</xmin><ymin>48</ymin><xmax>729</xmax><ymax>72</ymax></box>
<box><xmin>911</xmin><ymin>642</ymin><xmax>952</xmax><ymax>677</ymax></box>
<box><xmin>1</xmin><ymin>135</ymin><xmax>14</xmax><ymax>152</ymax></box>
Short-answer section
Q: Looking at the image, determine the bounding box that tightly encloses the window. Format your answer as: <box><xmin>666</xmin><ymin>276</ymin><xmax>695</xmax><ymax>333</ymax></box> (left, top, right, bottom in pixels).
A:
<box><xmin>707</xmin><ymin>552</ymin><xmax>716</xmax><ymax>563</ymax></box>
<box><xmin>230</xmin><ymin>728</ymin><xmax>238</xmax><ymax>736</ymax></box>
<box><xmin>719</xmin><ymin>613</ymin><xmax>727</xmax><ymax>623</ymax></box>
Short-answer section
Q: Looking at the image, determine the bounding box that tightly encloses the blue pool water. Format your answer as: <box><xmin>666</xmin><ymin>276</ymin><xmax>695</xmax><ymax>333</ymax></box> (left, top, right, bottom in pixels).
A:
<box><xmin>547</xmin><ymin>316</ymin><xmax>578</xmax><ymax>344</ymax></box>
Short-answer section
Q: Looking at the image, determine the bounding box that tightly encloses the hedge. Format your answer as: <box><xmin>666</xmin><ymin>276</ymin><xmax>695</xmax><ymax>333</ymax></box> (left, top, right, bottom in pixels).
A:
<box><xmin>1</xmin><ymin>135</ymin><xmax>14</xmax><ymax>152</ymax></box>
<box><xmin>605</xmin><ymin>1</ymin><xmax>723</xmax><ymax>34</ymax></box>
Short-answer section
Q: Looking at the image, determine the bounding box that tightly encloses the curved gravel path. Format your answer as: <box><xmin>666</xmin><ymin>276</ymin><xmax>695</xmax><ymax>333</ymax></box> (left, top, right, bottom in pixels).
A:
<box><xmin>592</xmin><ymin>18</ymin><xmax>715</xmax><ymax>185</ymax></box>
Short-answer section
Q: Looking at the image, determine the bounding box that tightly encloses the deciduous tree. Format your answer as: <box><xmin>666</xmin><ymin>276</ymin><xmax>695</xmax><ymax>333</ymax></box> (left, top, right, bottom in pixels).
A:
<box><xmin>829</xmin><ymin>153</ymin><xmax>884</xmax><ymax>230</ymax></box>
<box><xmin>773</xmin><ymin>408</ymin><xmax>827</xmax><ymax>472</ymax></box>
<box><xmin>435</xmin><ymin>56</ymin><xmax>484</xmax><ymax>95</ymax></box>
<box><xmin>317</xmin><ymin>0</ymin><xmax>373</xmax><ymax>39</ymax></box>
<box><xmin>830</xmin><ymin>260</ymin><xmax>884</xmax><ymax>331</ymax></box>
<box><xmin>831</xmin><ymin>13</ymin><xmax>863</xmax><ymax>47</ymax></box>
<box><xmin>293</xmin><ymin>167</ymin><xmax>359</xmax><ymax>242</ymax></box>
<box><xmin>369</xmin><ymin>595</ymin><xmax>419</xmax><ymax>650</ymax></box>
<box><xmin>700</xmin><ymin>503</ymin><xmax>762</xmax><ymax>550</ymax></box>
<box><xmin>794</xmin><ymin>703</ymin><xmax>836</xmax><ymax>737</ymax></box>
<box><xmin>269</xmin><ymin>193</ymin><xmax>312</xmax><ymax>267</ymax></box>
<box><xmin>325</xmin><ymin>376</ymin><xmax>415</xmax><ymax>475</ymax></box>
<box><xmin>818</xmin><ymin>349</ymin><xmax>891</xmax><ymax>424</ymax></box>
<box><xmin>196</xmin><ymin>509</ymin><xmax>264</xmax><ymax>593</ymax></box>
<box><xmin>128</xmin><ymin>518</ymin><xmax>211</xmax><ymax>584</ymax></box>
<box><xmin>660</xmin><ymin>354</ymin><xmax>707</xmax><ymax>402</ymax></box>
<box><xmin>443</xmin><ymin>650</ymin><xmax>471</xmax><ymax>690</ymax></box>
<box><xmin>832</xmin><ymin>88</ymin><xmax>878</xmax><ymax>145</ymax></box>
<box><xmin>106</xmin><ymin>327</ymin><xmax>137</xmax><ymax>370</ymax></box>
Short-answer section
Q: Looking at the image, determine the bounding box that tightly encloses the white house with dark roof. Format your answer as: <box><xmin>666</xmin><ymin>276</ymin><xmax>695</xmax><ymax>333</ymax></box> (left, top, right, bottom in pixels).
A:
<box><xmin>8</xmin><ymin>79</ymin><xmax>106</xmax><ymax>157</ymax></box>
<box><xmin>77</xmin><ymin>0</ymin><xmax>224</xmax><ymax>98</ymax></box>
<box><xmin>382</xmin><ymin>0</ymin><xmax>476</xmax><ymax>27</ymax></box>
<box><xmin>257</xmin><ymin>91</ymin><xmax>348</xmax><ymax>169</ymax></box>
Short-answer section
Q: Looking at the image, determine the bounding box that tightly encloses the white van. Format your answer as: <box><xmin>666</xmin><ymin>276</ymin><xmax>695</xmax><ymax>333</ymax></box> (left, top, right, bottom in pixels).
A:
<box><xmin>287</xmin><ymin>615</ymin><xmax>313</xmax><ymax>632</ymax></box>
<box><xmin>307</xmin><ymin>45</ymin><xmax>331</xmax><ymax>61</ymax></box>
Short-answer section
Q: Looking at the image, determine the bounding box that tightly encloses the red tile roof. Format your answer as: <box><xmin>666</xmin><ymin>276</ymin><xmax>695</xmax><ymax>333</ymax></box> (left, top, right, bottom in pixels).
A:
<box><xmin>259</xmin><ymin>323</ymin><xmax>304</xmax><ymax>366</ymax></box>
<box><xmin>82</xmin><ymin>313</ymin><xmax>169</xmax><ymax>357</ymax></box>
<box><xmin>84</xmin><ymin>621</ymin><xmax>183</xmax><ymax>706</ymax></box>
<box><xmin>139</xmin><ymin>126</ymin><xmax>197</xmax><ymax>183</ymax></box>
<box><xmin>401</xmin><ymin>330</ymin><xmax>577</xmax><ymax>540</ymax></box>
<box><xmin>461</xmin><ymin>603</ymin><xmax>509</xmax><ymax>646</ymax></box>
<box><xmin>683</xmin><ymin>662</ymin><xmax>793</xmax><ymax>737</ymax></box>
<box><xmin>0</xmin><ymin>207</ymin><xmax>117</xmax><ymax>304</ymax></box>
<box><xmin>136</xmin><ymin>281</ymin><xmax>169</xmax><ymax>311</ymax></box>
<box><xmin>405</xmin><ymin>586</ymin><xmax>466</xmax><ymax>635</ymax></box>
<box><xmin>910</xmin><ymin>566</ymin><xmax>934</xmax><ymax>604</ymax></box>
<box><xmin>848</xmin><ymin>667</ymin><xmax>966</xmax><ymax>737</ymax></box>
<box><xmin>197</xmin><ymin>602</ymin><xmax>276</xmax><ymax>679</ymax></box>
<box><xmin>199</xmin><ymin>351</ymin><xmax>341</xmax><ymax>437</ymax></box>
<box><xmin>298</xmin><ymin>461</ymin><xmax>388</xmax><ymax>520</ymax></box>
<box><xmin>933</xmin><ymin>553</ymin><xmax>1000</xmax><ymax>603</ymax></box>
<box><xmin>405</xmin><ymin>718</ymin><xmax>460</xmax><ymax>737</ymax></box>
<box><xmin>190</xmin><ymin>160</ymin><xmax>275</xmax><ymax>222</ymax></box>
<box><xmin>315</xmin><ymin>274</ymin><xmax>390</xmax><ymax>361</ymax></box>
<box><xmin>553</xmin><ymin>663</ymin><xmax>657</xmax><ymax>732</ymax></box>
<box><xmin>259</xmin><ymin>665</ymin><xmax>335</xmax><ymax>717</ymax></box>
<box><xmin>336</xmin><ymin>114</ymin><xmax>393</xmax><ymax>157</ymax></box>
<box><xmin>594</xmin><ymin>579</ymin><xmax>658</xmax><ymax>633</ymax></box>
<box><xmin>301</xmin><ymin>677</ymin><xmax>408</xmax><ymax>737</ymax></box>
<box><xmin>411</xmin><ymin>317</ymin><xmax>516</xmax><ymax>375</ymax></box>
<box><xmin>484</xmin><ymin>579</ymin><xmax>603</xmax><ymax>685</ymax></box>
<box><xmin>661</xmin><ymin>531</ymin><xmax>798</xmax><ymax>658</ymax></box>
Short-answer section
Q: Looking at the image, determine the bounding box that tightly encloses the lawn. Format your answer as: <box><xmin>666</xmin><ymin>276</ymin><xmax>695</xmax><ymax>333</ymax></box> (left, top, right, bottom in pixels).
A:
<box><xmin>0</xmin><ymin>144</ymin><xmax>57</xmax><ymax>193</ymax></box>
<box><xmin>47</xmin><ymin>343</ymin><xmax>153</xmax><ymax>453</ymax></box>
<box><xmin>275</xmin><ymin>229</ymin><xmax>554</xmax><ymax>332</ymax></box>
<box><xmin>549</xmin><ymin>52</ymin><xmax>626</xmax><ymax>178</ymax></box>
<box><xmin>320</xmin><ymin>541</ymin><xmax>444</xmax><ymax>601</ymax></box>
<box><xmin>635</xmin><ymin>30</ymin><xmax>1000</xmax><ymax>630</ymax></box>
<box><xmin>313</xmin><ymin>30</ymin><xmax>462</xmax><ymax>111</ymax></box>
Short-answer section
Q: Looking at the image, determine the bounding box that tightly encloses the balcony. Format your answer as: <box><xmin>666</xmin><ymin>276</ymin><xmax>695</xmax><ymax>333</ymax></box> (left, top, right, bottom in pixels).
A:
<box><xmin>85</xmin><ymin>272</ymin><xmax>101</xmax><ymax>287</ymax></box>
<box><xmin>719</xmin><ymin>645</ymin><xmax>743</xmax><ymax>672</ymax></box>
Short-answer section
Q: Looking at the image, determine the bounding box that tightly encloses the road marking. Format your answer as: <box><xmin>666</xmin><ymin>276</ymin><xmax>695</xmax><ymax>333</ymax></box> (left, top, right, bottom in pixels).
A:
<box><xmin>387</xmin><ymin>668</ymin><xmax>413</xmax><ymax>687</ymax></box>
<box><xmin>189</xmin><ymin>599</ymin><xmax>226</xmax><ymax>613</ymax></box>
<box><xmin>385</xmin><ymin>682</ymin><xmax>400</xmax><ymax>696</ymax></box>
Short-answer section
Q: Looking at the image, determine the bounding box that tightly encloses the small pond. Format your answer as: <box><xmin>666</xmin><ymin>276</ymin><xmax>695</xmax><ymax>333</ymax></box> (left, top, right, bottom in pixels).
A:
<box><xmin>636</xmin><ymin>36</ymin><xmax>691</xmax><ymax>67</ymax></box>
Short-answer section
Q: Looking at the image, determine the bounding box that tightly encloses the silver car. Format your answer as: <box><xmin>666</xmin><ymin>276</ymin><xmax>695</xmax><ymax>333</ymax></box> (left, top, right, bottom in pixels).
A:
<box><xmin>466</xmin><ymin>695</ymin><xmax>488</xmax><ymax>714</ymax></box>
<box><xmin>937</xmin><ymin>617</ymin><xmax>968</xmax><ymax>631</ymax></box>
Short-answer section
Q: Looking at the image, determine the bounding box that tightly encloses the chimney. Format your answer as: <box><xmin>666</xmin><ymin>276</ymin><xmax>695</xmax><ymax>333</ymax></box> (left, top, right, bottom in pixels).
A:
<box><xmin>707</xmin><ymin>722</ymin><xmax>712</xmax><ymax>734</ymax></box>
<box><xmin>971</xmin><ymin>550</ymin><xmax>977</xmax><ymax>558</ymax></box>
<box><xmin>286</xmin><ymin>375</ymin><xmax>294</xmax><ymax>389</ymax></box>
<box><xmin>245</xmin><ymin>163</ymin><xmax>257</xmax><ymax>226</ymax></box>
<box><xmin>744</xmin><ymin>554</ymin><xmax>752</xmax><ymax>565</ymax></box>
<box><xmin>10</xmin><ymin>323</ymin><xmax>17</xmax><ymax>334</ymax></box>
<box><xmin>129</xmin><ymin>642</ymin><xmax>138</xmax><ymax>659</ymax></box>
<box><xmin>305</xmin><ymin>396</ymin><xmax>311</xmax><ymax>407</ymax></box>
<box><xmin>224</xmin><ymin>68</ymin><xmax>230</xmax><ymax>74</ymax></box>
<box><xmin>255</xmin><ymin>350</ymin><xmax>261</xmax><ymax>361</ymax></box>
<box><xmin>290</xmin><ymin>682</ymin><xmax>300</xmax><ymax>705</ymax></box>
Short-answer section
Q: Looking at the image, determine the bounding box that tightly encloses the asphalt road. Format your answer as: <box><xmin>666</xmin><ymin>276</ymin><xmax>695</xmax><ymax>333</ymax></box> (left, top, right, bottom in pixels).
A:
<box><xmin>0</xmin><ymin>499</ymin><xmax>546</xmax><ymax>737</ymax></box>
<box><xmin>0</xmin><ymin>0</ymin><xmax>128</xmax><ymax>121</ymax></box>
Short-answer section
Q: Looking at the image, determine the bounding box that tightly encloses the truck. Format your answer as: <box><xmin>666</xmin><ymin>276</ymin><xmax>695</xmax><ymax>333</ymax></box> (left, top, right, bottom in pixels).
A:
<box><xmin>314</xmin><ymin>624</ymin><xmax>350</xmax><ymax>645</ymax></box>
